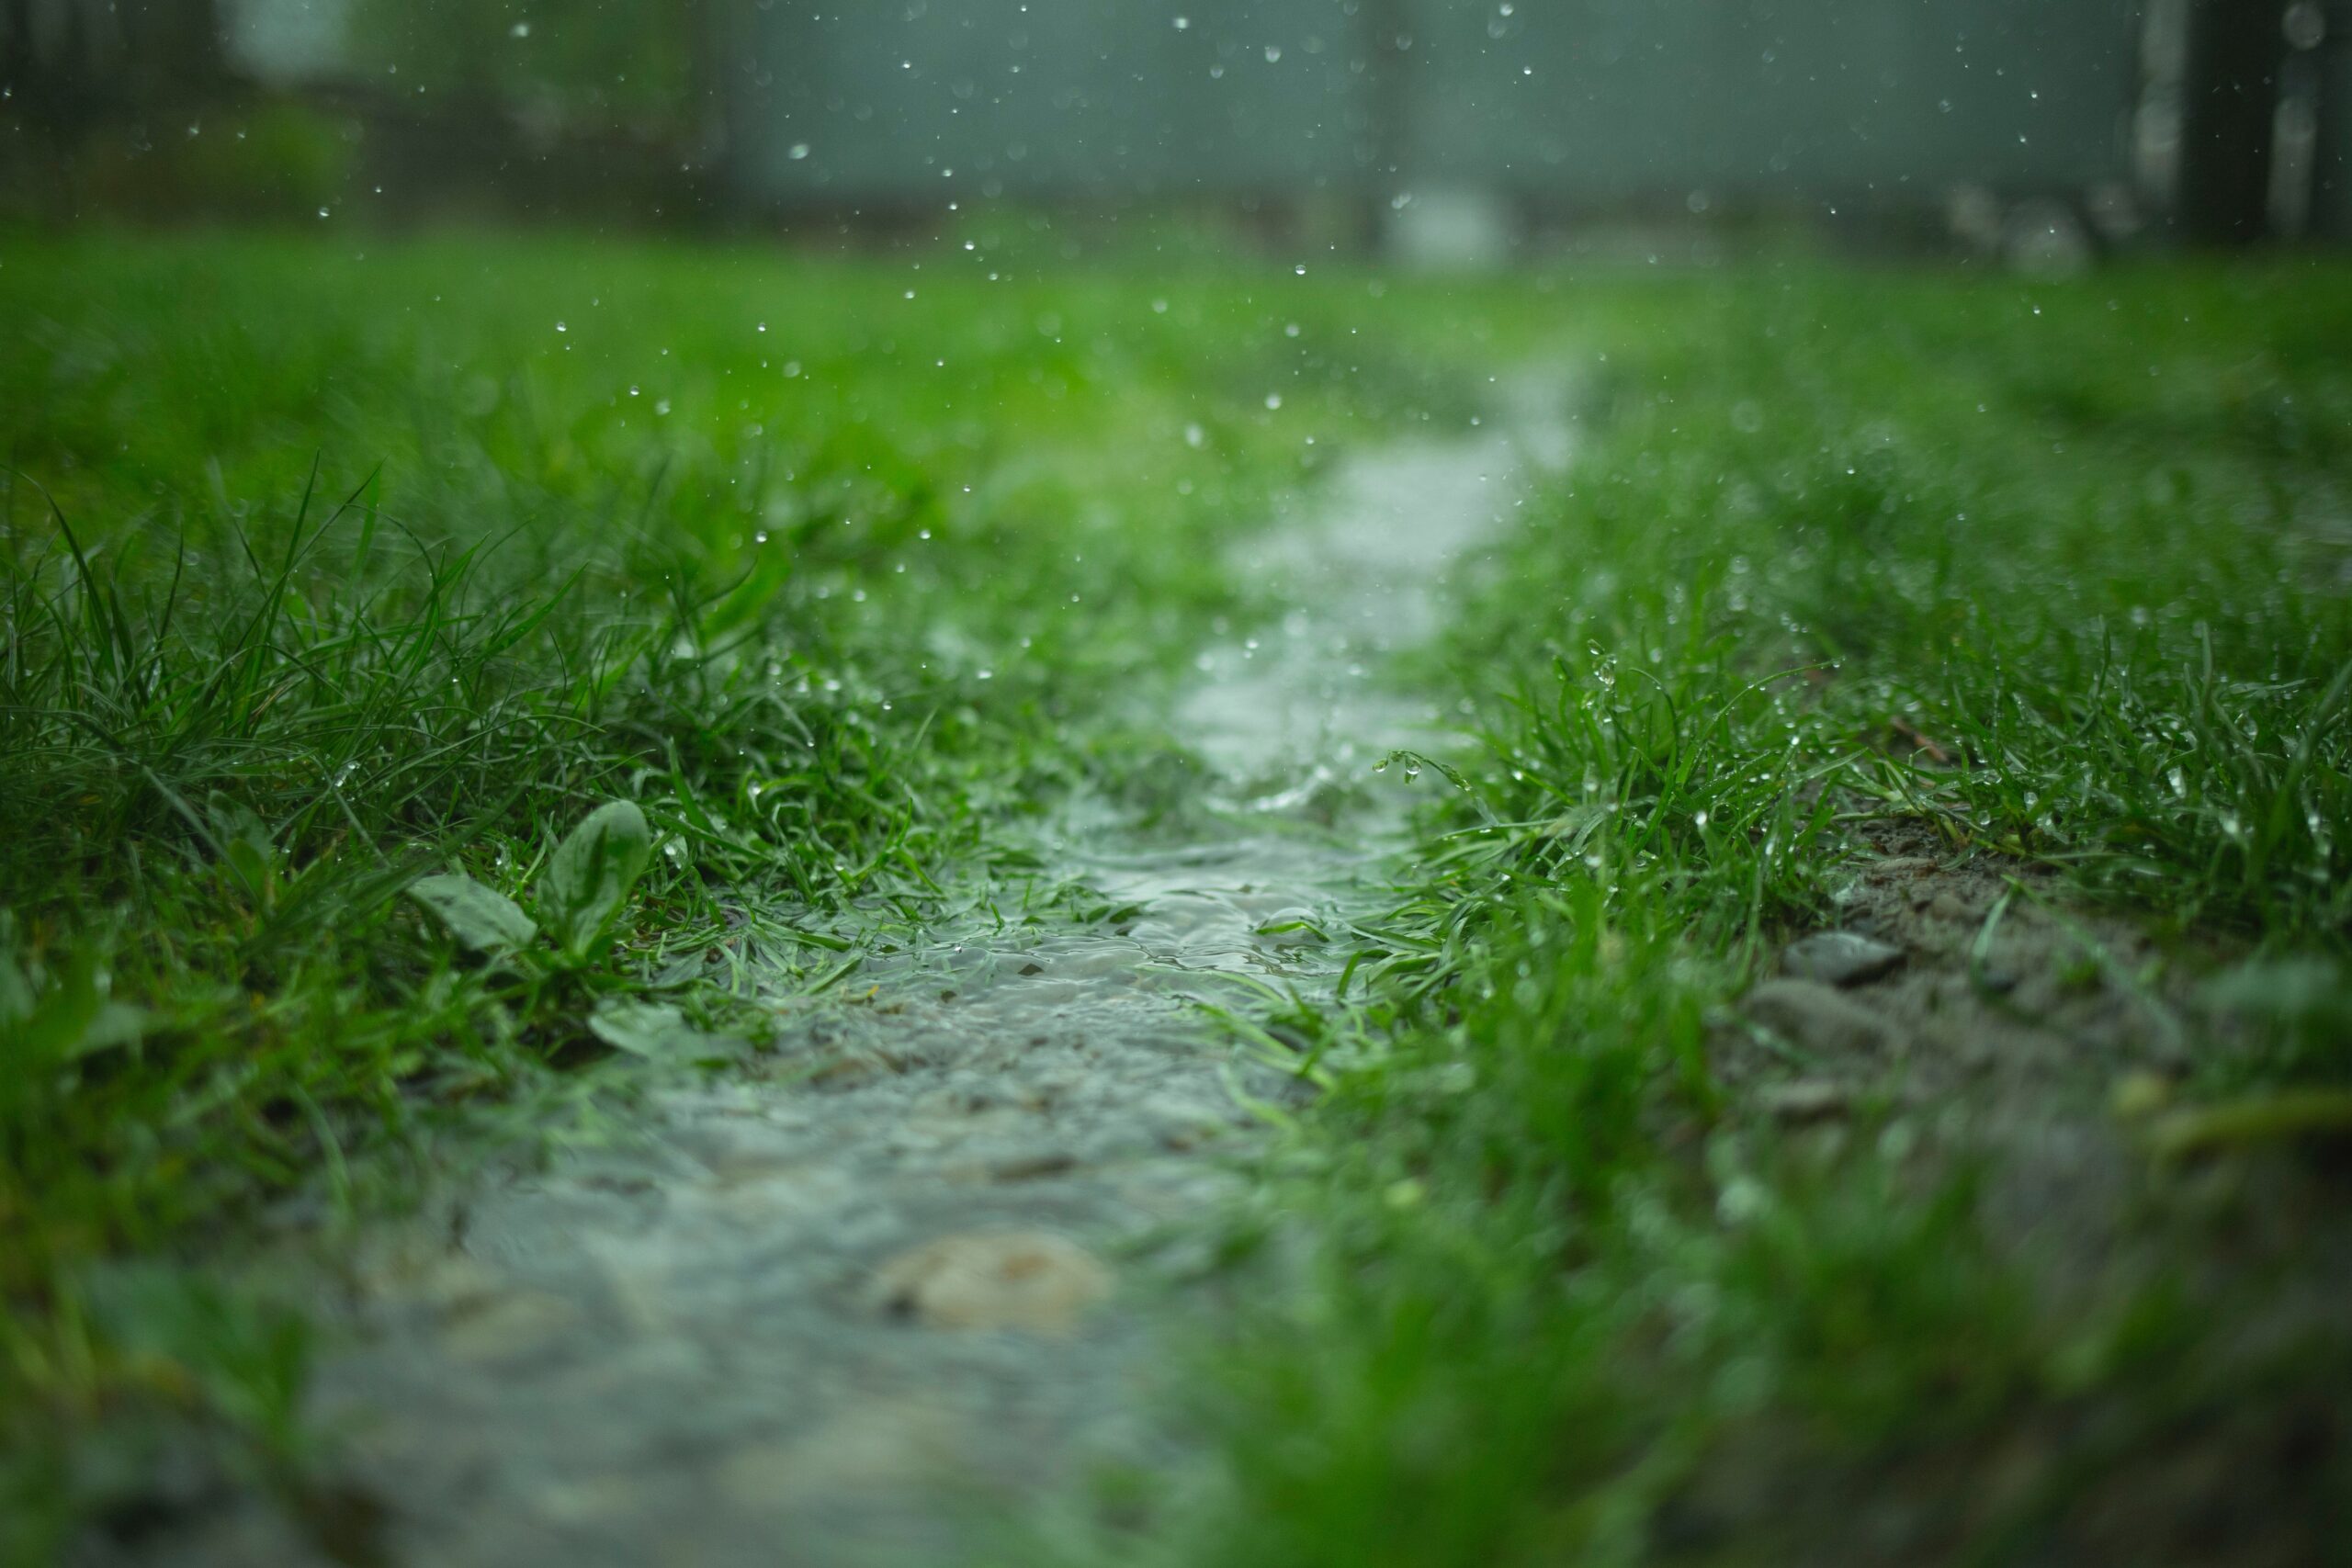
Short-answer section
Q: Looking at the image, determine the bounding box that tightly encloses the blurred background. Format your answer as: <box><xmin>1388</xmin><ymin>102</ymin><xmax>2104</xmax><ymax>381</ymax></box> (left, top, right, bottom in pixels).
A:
<box><xmin>1</xmin><ymin>0</ymin><xmax>2342</xmax><ymax>263</ymax></box>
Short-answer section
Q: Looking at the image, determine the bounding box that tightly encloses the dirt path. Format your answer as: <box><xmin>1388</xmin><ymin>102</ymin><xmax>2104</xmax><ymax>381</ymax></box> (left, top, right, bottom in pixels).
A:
<box><xmin>121</xmin><ymin>388</ymin><xmax>1570</xmax><ymax>1568</ymax></box>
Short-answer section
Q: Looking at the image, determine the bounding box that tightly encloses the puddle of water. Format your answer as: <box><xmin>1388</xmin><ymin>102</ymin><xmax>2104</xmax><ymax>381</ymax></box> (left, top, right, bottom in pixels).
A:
<box><xmin>171</xmin><ymin>381</ymin><xmax>1573</xmax><ymax>1568</ymax></box>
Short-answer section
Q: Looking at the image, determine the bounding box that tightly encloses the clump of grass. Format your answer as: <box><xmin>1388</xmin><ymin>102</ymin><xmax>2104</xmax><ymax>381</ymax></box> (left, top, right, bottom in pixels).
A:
<box><xmin>0</xmin><ymin>468</ymin><xmax>968</xmax><ymax>1545</ymax></box>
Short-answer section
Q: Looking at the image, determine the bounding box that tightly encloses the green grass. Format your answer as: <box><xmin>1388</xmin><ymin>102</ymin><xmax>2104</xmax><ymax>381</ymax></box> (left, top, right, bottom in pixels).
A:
<box><xmin>0</xmin><ymin>228</ymin><xmax>1494</xmax><ymax>1553</ymax></box>
<box><xmin>7</xmin><ymin>233</ymin><xmax>2352</xmax><ymax>1565</ymax></box>
<box><xmin>1176</xmin><ymin>261</ymin><xmax>2352</xmax><ymax>1566</ymax></box>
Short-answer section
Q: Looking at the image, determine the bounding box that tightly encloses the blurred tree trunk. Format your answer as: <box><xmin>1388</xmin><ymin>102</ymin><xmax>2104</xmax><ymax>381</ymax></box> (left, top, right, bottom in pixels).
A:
<box><xmin>2176</xmin><ymin>0</ymin><xmax>2286</xmax><ymax>242</ymax></box>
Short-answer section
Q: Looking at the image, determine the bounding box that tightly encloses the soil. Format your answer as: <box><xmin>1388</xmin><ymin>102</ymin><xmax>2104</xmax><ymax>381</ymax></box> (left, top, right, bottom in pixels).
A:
<box><xmin>1705</xmin><ymin>818</ymin><xmax>2352</xmax><ymax>1566</ymax></box>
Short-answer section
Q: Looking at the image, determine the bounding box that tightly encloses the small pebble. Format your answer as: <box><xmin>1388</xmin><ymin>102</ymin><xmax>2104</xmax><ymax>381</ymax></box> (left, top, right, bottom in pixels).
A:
<box><xmin>1760</xmin><ymin>1078</ymin><xmax>1850</xmax><ymax>1122</ymax></box>
<box><xmin>991</xmin><ymin>1151</ymin><xmax>1079</xmax><ymax>1181</ymax></box>
<box><xmin>867</xmin><ymin>1231</ymin><xmax>1112</xmax><ymax>1333</ymax></box>
<box><xmin>1782</xmin><ymin>931</ymin><xmax>1905</xmax><ymax>987</ymax></box>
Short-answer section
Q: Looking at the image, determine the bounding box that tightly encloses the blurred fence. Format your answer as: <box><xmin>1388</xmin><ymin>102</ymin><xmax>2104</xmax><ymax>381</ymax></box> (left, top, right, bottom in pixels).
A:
<box><xmin>7</xmin><ymin>0</ymin><xmax>2348</xmax><ymax>246</ymax></box>
<box><xmin>722</xmin><ymin>1</ymin><xmax>2142</xmax><ymax>223</ymax></box>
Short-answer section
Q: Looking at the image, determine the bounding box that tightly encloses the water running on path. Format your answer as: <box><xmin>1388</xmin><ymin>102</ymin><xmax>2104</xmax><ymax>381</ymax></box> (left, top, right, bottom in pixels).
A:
<box><xmin>141</xmin><ymin>378</ymin><xmax>1569</xmax><ymax>1568</ymax></box>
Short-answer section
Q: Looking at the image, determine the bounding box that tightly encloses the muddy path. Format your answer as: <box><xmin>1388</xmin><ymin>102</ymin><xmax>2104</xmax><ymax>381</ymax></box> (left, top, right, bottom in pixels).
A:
<box><xmin>113</xmin><ymin>386</ymin><xmax>1572</xmax><ymax>1568</ymax></box>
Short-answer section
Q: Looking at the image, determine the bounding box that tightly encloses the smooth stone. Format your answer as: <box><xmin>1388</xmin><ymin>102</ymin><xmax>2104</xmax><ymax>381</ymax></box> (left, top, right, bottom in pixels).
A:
<box><xmin>866</xmin><ymin>1231</ymin><xmax>1113</xmax><ymax>1333</ymax></box>
<box><xmin>1760</xmin><ymin>1078</ymin><xmax>1851</xmax><ymax>1122</ymax></box>
<box><xmin>1782</xmin><ymin>930</ymin><xmax>1905</xmax><ymax>987</ymax></box>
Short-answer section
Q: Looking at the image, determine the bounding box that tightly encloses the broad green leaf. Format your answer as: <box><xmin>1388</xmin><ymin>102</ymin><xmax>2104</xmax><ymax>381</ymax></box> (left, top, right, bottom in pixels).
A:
<box><xmin>78</xmin><ymin>1260</ymin><xmax>308</xmax><ymax>1415</ymax></box>
<box><xmin>0</xmin><ymin>949</ymin><xmax>147</xmax><ymax>1135</ymax></box>
<box><xmin>0</xmin><ymin>948</ymin><xmax>33</xmax><ymax>1025</ymax></box>
<box><xmin>409</xmin><ymin>873</ymin><xmax>537</xmax><ymax>952</ymax></box>
<box><xmin>208</xmin><ymin>794</ymin><xmax>281</xmax><ymax>908</ymax></box>
<box><xmin>74</xmin><ymin>1001</ymin><xmax>148</xmax><ymax>1058</ymax></box>
<box><xmin>12</xmin><ymin>952</ymin><xmax>101</xmax><ymax>1064</ymax></box>
<box><xmin>540</xmin><ymin>800</ymin><xmax>653</xmax><ymax>959</ymax></box>
<box><xmin>587</xmin><ymin>998</ymin><xmax>744</xmax><ymax>1061</ymax></box>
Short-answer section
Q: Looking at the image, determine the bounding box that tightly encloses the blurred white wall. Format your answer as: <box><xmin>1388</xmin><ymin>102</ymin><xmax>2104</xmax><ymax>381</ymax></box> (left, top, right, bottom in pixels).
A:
<box><xmin>222</xmin><ymin>0</ymin><xmax>349</xmax><ymax>83</ymax></box>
